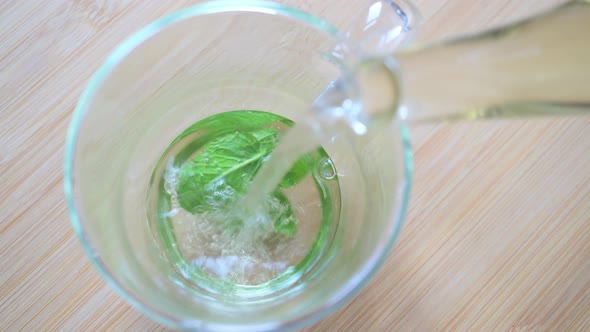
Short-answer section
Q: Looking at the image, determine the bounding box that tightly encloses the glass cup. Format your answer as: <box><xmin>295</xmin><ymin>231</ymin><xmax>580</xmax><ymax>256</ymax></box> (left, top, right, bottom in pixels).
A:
<box><xmin>65</xmin><ymin>1</ymin><xmax>412</xmax><ymax>330</ymax></box>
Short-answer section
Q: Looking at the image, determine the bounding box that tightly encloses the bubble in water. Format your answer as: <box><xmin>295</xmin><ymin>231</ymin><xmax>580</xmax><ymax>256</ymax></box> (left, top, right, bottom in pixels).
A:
<box><xmin>317</xmin><ymin>157</ymin><xmax>336</xmax><ymax>179</ymax></box>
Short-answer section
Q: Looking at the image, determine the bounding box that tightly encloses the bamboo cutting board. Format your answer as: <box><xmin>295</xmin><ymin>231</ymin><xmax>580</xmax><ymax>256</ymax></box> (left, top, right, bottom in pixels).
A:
<box><xmin>1</xmin><ymin>0</ymin><xmax>589</xmax><ymax>331</ymax></box>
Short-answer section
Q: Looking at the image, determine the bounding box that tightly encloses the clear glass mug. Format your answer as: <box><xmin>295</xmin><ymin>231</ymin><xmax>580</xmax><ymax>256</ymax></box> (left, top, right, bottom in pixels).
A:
<box><xmin>65</xmin><ymin>1</ymin><xmax>413</xmax><ymax>330</ymax></box>
<box><xmin>66</xmin><ymin>0</ymin><xmax>590</xmax><ymax>329</ymax></box>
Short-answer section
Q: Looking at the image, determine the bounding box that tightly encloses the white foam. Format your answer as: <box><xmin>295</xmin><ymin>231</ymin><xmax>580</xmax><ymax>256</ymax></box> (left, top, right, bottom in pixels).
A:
<box><xmin>192</xmin><ymin>256</ymin><xmax>288</xmax><ymax>281</ymax></box>
<box><xmin>161</xmin><ymin>156</ymin><xmax>301</xmax><ymax>285</ymax></box>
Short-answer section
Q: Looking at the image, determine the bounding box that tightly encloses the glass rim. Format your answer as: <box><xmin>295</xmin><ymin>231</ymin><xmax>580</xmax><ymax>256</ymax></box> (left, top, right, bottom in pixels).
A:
<box><xmin>63</xmin><ymin>0</ymin><xmax>414</xmax><ymax>330</ymax></box>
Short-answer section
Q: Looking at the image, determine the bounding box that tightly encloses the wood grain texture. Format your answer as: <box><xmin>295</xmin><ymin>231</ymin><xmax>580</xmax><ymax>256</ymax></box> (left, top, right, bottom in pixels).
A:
<box><xmin>1</xmin><ymin>0</ymin><xmax>588</xmax><ymax>331</ymax></box>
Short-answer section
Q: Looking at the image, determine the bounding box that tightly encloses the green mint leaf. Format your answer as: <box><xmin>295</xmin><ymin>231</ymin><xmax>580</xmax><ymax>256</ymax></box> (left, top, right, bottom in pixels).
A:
<box><xmin>177</xmin><ymin>128</ymin><xmax>278</xmax><ymax>213</ymax></box>
<box><xmin>269</xmin><ymin>191</ymin><xmax>297</xmax><ymax>236</ymax></box>
<box><xmin>174</xmin><ymin>110</ymin><xmax>312</xmax><ymax>238</ymax></box>
<box><xmin>175</xmin><ymin>110</ymin><xmax>290</xmax><ymax>142</ymax></box>
<box><xmin>280</xmin><ymin>153</ymin><xmax>314</xmax><ymax>188</ymax></box>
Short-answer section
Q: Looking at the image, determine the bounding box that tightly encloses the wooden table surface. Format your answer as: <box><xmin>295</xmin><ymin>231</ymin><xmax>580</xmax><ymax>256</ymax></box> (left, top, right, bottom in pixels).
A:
<box><xmin>2</xmin><ymin>0</ymin><xmax>589</xmax><ymax>330</ymax></box>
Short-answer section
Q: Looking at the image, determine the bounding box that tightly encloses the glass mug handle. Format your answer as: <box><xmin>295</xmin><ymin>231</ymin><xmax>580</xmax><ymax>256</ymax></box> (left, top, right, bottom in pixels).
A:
<box><xmin>311</xmin><ymin>0</ymin><xmax>422</xmax><ymax>132</ymax></box>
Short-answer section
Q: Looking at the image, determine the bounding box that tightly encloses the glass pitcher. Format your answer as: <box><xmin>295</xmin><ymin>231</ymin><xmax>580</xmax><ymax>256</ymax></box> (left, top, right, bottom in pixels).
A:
<box><xmin>353</xmin><ymin>0</ymin><xmax>590</xmax><ymax>124</ymax></box>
